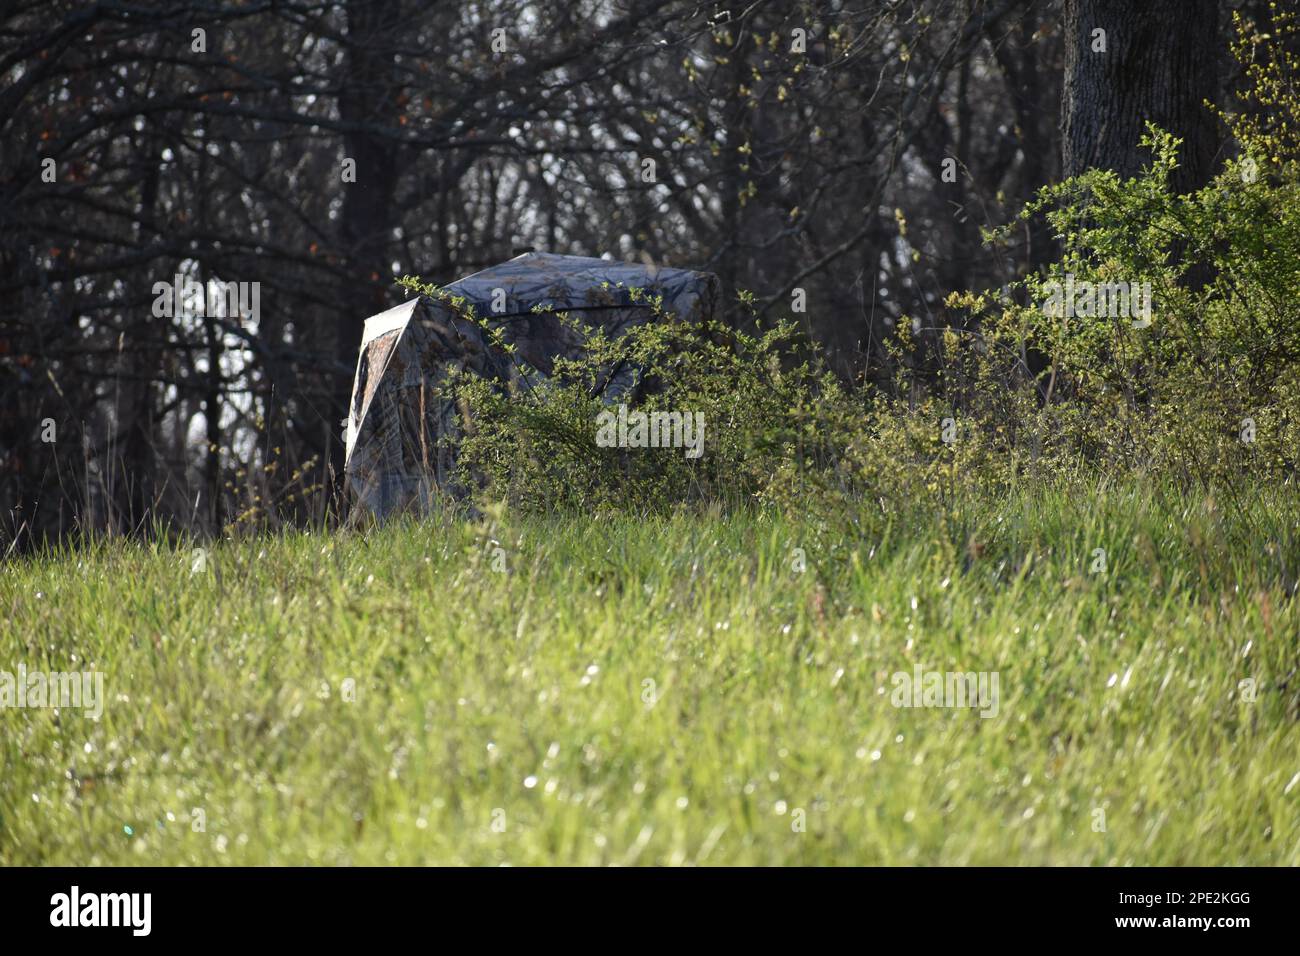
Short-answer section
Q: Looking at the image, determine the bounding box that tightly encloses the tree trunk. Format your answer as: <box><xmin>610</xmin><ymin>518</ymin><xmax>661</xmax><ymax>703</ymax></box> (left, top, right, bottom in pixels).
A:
<box><xmin>1062</xmin><ymin>0</ymin><xmax>1219</xmax><ymax>193</ymax></box>
<box><xmin>334</xmin><ymin>0</ymin><xmax>402</xmax><ymax>495</ymax></box>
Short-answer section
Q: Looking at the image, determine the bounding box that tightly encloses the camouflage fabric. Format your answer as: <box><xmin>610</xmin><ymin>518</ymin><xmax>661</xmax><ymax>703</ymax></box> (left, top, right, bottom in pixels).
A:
<box><xmin>343</xmin><ymin>252</ymin><xmax>720</xmax><ymax>521</ymax></box>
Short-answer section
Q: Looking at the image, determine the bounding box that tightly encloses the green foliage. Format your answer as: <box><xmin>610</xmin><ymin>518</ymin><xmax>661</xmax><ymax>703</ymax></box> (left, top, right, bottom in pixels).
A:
<box><xmin>398</xmin><ymin>273</ymin><xmax>879</xmax><ymax>513</ymax></box>
<box><xmin>3</xmin><ymin>480</ymin><xmax>1297</xmax><ymax>865</ymax></box>
<box><xmin>386</xmin><ymin>11</ymin><xmax>1300</xmax><ymax>517</ymax></box>
<box><xmin>947</xmin><ymin>7</ymin><xmax>1300</xmax><ymax>487</ymax></box>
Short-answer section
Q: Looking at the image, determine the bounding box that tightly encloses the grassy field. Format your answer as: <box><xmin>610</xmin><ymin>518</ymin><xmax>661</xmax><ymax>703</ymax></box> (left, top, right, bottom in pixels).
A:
<box><xmin>2</xmin><ymin>479</ymin><xmax>1298</xmax><ymax>865</ymax></box>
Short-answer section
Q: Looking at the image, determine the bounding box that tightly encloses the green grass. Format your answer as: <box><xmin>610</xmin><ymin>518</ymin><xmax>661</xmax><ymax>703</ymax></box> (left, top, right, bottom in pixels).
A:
<box><xmin>2</xmin><ymin>478</ymin><xmax>1298</xmax><ymax>865</ymax></box>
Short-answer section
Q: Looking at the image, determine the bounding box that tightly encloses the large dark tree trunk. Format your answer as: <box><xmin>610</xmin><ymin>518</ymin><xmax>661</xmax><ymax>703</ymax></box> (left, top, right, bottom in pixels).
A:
<box><xmin>1062</xmin><ymin>0</ymin><xmax>1219</xmax><ymax>192</ymax></box>
<box><xmin>333</xmin><ymin>0</ymin><xmax>402</xmax><ymax>498</ymax></box>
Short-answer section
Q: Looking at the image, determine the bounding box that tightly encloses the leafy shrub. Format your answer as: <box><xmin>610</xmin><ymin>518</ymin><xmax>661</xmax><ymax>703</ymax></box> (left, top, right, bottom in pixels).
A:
<box><xmin>945</xmin><ymin>7</ymin><xmax>1300</xmax><ymax>488</ymax></box>
<box><xmin>393</xmin><ymin>8</ymin><xmax>1300</xmax><ymax>518</ymax></box>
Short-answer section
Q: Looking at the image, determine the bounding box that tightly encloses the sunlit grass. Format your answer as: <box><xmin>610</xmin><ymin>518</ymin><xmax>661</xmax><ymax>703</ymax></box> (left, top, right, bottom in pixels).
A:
<box><xmin>2</xmin><ymin>478</ymin><xmax>1298</xmax><ymax>864</ymax></box>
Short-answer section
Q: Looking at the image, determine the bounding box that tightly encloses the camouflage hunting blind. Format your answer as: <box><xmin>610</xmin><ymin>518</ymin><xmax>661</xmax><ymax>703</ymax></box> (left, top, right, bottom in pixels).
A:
<box><xmin>343</xmin><ymin>252</ymin><xmax>720</xmax><ymax>520</ymax></box>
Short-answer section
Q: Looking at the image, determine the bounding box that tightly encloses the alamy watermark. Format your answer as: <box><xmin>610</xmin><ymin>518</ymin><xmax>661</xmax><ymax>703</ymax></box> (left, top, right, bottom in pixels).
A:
<box><xmin>1</xmin><ymin>664</ymin><xmax>104</xmax><ymax>719</ymax></box>
<box><xmin>1041</xmin><ymin>273</ymin><xmax>1152</xmax><ymax>328</ymax></box>
<box><xmin>50</xmin><ymin>886</ymin><xmax>150</xmax><ymax>936</ymax></box>
<box><xmin>596</xmin><ymin>404</ymin><xmax>704</xmax><ymax>458</ymax></box>
<box><xmin>151</xmin><ymin>273</ymin><xmax>260</xmax><ymax>323</ymax></box>
<box><xmin>890</xmin><ymin>667</ymin><xmax>1000</xmax><ymax>718</ymax></box>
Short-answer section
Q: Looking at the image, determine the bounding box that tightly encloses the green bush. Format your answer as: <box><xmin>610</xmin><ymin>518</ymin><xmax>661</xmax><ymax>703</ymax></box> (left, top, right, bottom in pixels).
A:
<box><xmin>948</xmin><ymin>8</ymin><xmax>1300</xmax><ymax>488</ymax></box>
<box><xmin>395</xmin><ymin>9</ymin><xmax>1300</xmax><ymax>516</ymax></box>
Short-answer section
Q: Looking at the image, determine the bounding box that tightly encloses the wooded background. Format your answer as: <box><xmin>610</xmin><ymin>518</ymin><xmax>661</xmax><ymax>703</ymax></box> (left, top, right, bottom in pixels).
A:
<box><xmin>0</xmin><ymin>0</ymin><xmax>1269</xmax><ymax>545</ymax></box>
